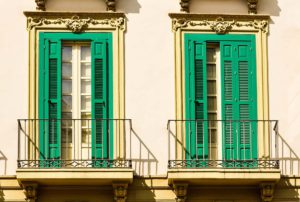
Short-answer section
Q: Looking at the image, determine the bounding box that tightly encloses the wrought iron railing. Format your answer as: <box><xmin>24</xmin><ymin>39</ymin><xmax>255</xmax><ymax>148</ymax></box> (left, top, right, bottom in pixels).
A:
<box><xmin>18</xmin><ymin>119</ymin><xmax>132</xmax><ymax>169</ymax></box>
<box><xmin>167</xmin><ymin>120</ymin><xmax>280</xmax><ymax>170</ymax></box>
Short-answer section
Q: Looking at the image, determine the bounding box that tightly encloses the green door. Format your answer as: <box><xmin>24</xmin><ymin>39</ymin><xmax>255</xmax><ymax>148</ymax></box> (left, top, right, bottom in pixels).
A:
<box><xmin>221</xmin><ymin>41</ymin><xmax>258</xmax><ymax>161</ymax></box>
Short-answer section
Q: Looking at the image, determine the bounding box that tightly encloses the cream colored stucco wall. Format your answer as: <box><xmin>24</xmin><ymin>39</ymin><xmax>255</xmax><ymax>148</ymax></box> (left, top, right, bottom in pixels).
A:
<box><xmin>0</xmin><ymin>0</ymin><xmax>299</xmax><ymax>177</ymax></box>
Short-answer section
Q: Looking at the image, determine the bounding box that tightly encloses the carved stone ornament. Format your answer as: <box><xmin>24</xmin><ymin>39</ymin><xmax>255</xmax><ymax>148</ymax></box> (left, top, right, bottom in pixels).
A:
<box><xmin>247</xmin><ymin>0</ymin><xmax>258</xmax><ymax>14</ymax></box>
<box><xmin>173</xmin><ymin>183</ymin><xmax>188</xmax><ymax>202</ymax></box>
<box><xmin>23</xmin><ymin>183</ymin><xmax>38</xmax><ymax>202</ymax></box>
<box><xmin>172</xmin><ymin>17</ymin><xmax>269</xmax><ymax>34</ymax></box>
<box><xmin>180</xmin><ymin>0</ymin><xmax>190</xmax><ymax>13</ymax></box>
<box><xmin>27</xmin><ymin>15</ymin><xmax>125</xmax><ymax>32</ymax></box>
<box><xmin>113</xmin><ymin>183</ymin><xmax>128</xmax><ymax>202</ymax></box>
<box><xmin>35</xmin><ymin>0</ymin><xmax>46</xmax><ymax>11</ymax></box>
<box><xmin>260</xmin><ymin>183</ymin><xmax>275</xmax><ymax>202</ymax></box>
<box><xmin>106</xmin><ymin>0</ymin><xmax>116</xmax><ymax>12</ymax></box>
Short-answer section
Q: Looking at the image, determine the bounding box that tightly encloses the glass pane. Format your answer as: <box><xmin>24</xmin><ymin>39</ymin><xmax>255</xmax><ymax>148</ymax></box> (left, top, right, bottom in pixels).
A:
<box><xmin>208</xmin><ymin>97</ymin><xmax>217</xmax><ymax>111</ymax></box>
<box><xmin>62</xmin><ymin>63</ymin><xmax>72</xmax><ymax>78</ymax></box>
<box><xmin>81</xmin><ymin>96</ymin><xmax>91</xmax><ymax>111</ymax></box>
<box><xmin>207</xmin><ymin>64</ymin><xmax>216</xmax><ymax>78</ymax></box>
<box><xmin>62</xmin><ymin>46</ymin><xmax>72</xmax><ymax>62</ymax></box>
<box><xmin>81</xmin><ymin>63</ymin><xmax>91</xmax><ymax>77</ymax></box>
<box><xmin>207</xmin><ymin>48</ymin><xmax>216</xmax><ymax>62</ymax></box>
<box><xmin>62</xmin><ymin>80</ymin><xmax>72</xmax><ymax>94</ymax></box>
<box><xmin>207</xmin><ymin>81</ymin><xmax>216</xmax><ymax>94</ymax></box>
<box><xmin>62</xmin><ymin>128</ymin><xmax>72</xmax><ymax>143</ymax></box>
<box><xmin>81</xmin><ymin>112</ymin><xmax>91</xmax><ymax>127</ymax></box>
<box><xmin>62</xmin><ymin>96</ymin><xmax>72</xmax><ymax>111</ymax></box>
<box><xmin>62</xmin><ymin>113</ymin><xmax>72</xmax><ymax>126</ymax></box>
<box><xmin>81</xmin><ymin>80</ymin><xmax>91</xmax><ymax>94</ymax></box>
<box><xmin>81</xmin><ymin>129</ymin><xmax>91</xmax><ymax>144</ymax></box>
<box><xmin>81</xmin><ymin>46</ymin><xmax>91</xmax><ymax>61</ymax></box>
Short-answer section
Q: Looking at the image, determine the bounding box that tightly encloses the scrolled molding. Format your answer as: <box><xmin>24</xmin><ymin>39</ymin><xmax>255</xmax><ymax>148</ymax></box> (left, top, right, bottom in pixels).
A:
<box><xmin>170</xmin><ymin>14</ymin><xmax>269</xmax><ymax>34</ymax></box>
<box><xmin>26</xmin><ymin>14</ymin><xmax>126</xmax><ymax>32</ymax></box>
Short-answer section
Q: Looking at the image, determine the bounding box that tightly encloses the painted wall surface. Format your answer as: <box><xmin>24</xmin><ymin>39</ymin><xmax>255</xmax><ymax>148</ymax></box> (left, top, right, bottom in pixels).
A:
<box><xmin>0</xmin><ymin>0</ymin><xmax>299</xmax><ymax>177</ymax></box>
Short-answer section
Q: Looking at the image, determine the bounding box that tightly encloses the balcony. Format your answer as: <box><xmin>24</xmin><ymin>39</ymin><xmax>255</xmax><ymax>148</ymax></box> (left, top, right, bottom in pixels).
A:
<box><xmin>16</xmin><ymin>119</ymin><xmax>133</xmax><ymax>186</ymax></box>
<box><xmin>167</xmin><ymin>120</ymin><xmax>281</xmax><ymax>186</ymax></box>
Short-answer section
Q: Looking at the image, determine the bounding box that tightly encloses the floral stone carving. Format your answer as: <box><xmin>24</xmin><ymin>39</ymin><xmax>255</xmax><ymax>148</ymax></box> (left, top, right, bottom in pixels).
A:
<box><xmin>180</xmin><ymin>0</ymin><xmax>190</xmax><ymax>13</ymax></box>
<box><xmin>27</xmin><ymin>15</ymin><xmax>125</xmax><ymax>32</ymax></box>
<box><xmin>106</xmin><ymin>0</ymin><xmax>116</xmax><ymax>12</ymax></box>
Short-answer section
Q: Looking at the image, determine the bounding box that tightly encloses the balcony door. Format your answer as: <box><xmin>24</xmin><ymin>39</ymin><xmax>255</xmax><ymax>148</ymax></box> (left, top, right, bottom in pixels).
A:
<box><xmin>39</xmin><ymin>33</ymin><xmax>113</xmax><ymax>162</ymax></box>
<box><xmin>61</xmin><ymin>43</ymin><xmax>93</xmax><ymax>160</ymax></box>
<box><xmin>185</xmin><ymin>34</ymin><xmax>258</xmax><ymax>162</ymax></box>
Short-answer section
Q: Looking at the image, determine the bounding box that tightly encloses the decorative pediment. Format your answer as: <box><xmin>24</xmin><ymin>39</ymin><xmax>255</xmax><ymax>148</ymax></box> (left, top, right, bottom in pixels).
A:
<box><xmin>179</xmin><ymin>0</ymin><xmax>259</xmax><ymax>14</ymax></box>
<box><xmin>34</xmin><ymin>0</ymin><xmax>117</xmax><ymax>12</ymax></box>
<box><xmin>169</xmin><ymin>14</ymin><xmax>269</xmax><ymax>34</ymax></box>
<box><xmin>24</xmin><ymin>12</ymin><xmax>126</xmax><ymax>32</ymax></box>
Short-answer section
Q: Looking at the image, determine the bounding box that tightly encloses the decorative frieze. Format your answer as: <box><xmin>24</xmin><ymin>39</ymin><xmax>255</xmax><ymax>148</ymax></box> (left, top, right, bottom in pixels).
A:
<box><xmin>27</xmin><ymin>15</ymin><xmax>125</xmax><ymax>32</ymax></box>
<box><xmin>113</xmin><ymin>183</ymin><xmax>128</xmax><ymax>202</ymax></box>
<box><xmin>35</xmin><ymin>0</ymin><xmax>45</xmax><ymax>11</ymax></box>
<box><xmin>171</xmin><ymin>17</ymin><xmax>269</xmax><ymax>34</ymax></box>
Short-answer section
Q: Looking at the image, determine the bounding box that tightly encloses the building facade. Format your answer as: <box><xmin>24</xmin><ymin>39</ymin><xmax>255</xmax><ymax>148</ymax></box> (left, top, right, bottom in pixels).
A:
<box><xmin>0</xmin><ymin>0</ymin><xmax>300</xmax><ymax>201</ymax></box>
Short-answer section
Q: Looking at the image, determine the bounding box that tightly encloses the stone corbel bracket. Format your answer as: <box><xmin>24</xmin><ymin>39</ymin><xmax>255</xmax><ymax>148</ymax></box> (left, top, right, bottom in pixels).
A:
<box><xmin>35</xmin><ymin>0</ymin><xmax>46</xmax><ymax>11</ymax></box>
<box><xmin>106</xmin><ymin>0</ymin><xmax>116</xmax><ymax>12</ymax></box>
<box><xmin>169</xmin><ymin>14</ymin><xmax>269</xmax><ymax>34</ymax></box>
<box><xmin>260</xmin><ymin>183</ymin><xmax>276</xmax><ymax>202</ymax></box>
<box><xmin>179</xmin><ymin>0</ymin><xmax>259</xmax><ymax>14</ymax></box>
<box><xmin>248</xmin><ymin>0</ymin><xmax>259</xmax><ymax>14</ymax></box>
<box><xmin>22</xmin><ymin>182</ymin><xmax>38</xmax><ymax>202</ymax></box>
<box><xmin>173</xmin><ymin>183</ymin><xmax>188</xmax><ymax>202</ymax></box>
<box><xmin>24</xmin><ymin>12</ymin><xmax>126</xmax><ymax>33</ymax></box>
<box><xmin>113</xmin><ymin>183</ymin><xmax>128</xmax><ymax>202</ymax></box>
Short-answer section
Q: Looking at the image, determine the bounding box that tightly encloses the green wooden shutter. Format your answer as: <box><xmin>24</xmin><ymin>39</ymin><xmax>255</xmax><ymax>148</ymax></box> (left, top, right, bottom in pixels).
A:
<box><xmin>45</xmin><ymin>39</ymin><xmax>62</xmax><ymax>160</ymax></box>
<box><xmin>221</xmin><ymin>41</ymin><xmax>257</xmax><ymax>161</ymax></box>
<box><xmin>91</xmin><ymin>39</ymin><xmax>108</xmax><ymax>159</ymax></box>
<box><xmin>187</xmin><ymin>41</ymin><xmax>208</xmax><ymax>159</ymax></box>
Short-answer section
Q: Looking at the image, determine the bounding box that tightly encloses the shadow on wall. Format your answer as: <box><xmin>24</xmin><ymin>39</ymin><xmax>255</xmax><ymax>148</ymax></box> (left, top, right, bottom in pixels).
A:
<box><xmin>189</xmin><ymin>0</ymin><xmax>281</xmax><ymax>16</ymax></box>
<box><xmin>117</xmin><ymin>0</ymin><xmax>141</xmax><ymax>14</ymax></box>
<box><xmin>275</xmin><ymin>177</ymin><xmax>300</xmax><ymax>200</ymax></box>
<box><xmin>45</xmin><ymin>0</ymin><xmax>141</xmax><ymax>13</ymax></box>
<box><xmin>129</xmin><ymin>127</ymin><xmax>159</xmax><ymax>176</ymax></box>
<box><xmin>0</xmin><ymin>151</ymin><xmax>7</xmax><ymax>175</ymax></box>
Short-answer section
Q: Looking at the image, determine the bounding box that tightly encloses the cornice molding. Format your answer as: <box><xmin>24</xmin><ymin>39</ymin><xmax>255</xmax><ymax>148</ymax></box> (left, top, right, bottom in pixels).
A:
<box><xmin>24</xmin><ymin>12</ymin><xmax>126</xmax><ymax>32</ymax></box>
<box><xmin>169</xmin><ymin>14</ymin><xmax>269</xmax><ymax>34</ymax></box>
